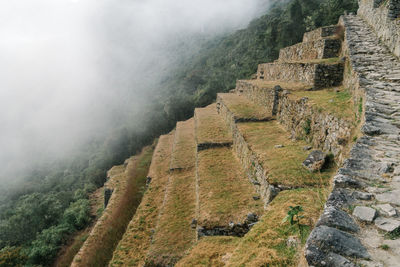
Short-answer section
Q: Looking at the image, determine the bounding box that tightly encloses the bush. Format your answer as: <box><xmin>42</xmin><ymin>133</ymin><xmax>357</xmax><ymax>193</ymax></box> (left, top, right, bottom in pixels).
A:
<box><xmin>0</xmin><ymin>246</ymin><xmax>27</xmax><ymax>267</ymax></box>
<box><xmin>62</xmin><ymin>199</ymin><xmax>91</xmax><ymax>230</ymax></box>
<box><xmin>28</xmin><ymin>224</ymin><xmax>73</xmax><ymax>265</ymax></box>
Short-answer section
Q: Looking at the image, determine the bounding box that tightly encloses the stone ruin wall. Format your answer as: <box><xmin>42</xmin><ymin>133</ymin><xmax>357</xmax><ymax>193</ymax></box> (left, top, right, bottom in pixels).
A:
<box><xmin>235</xmin><ymin>80</ymin><xmax>354</xmax><ymax>164</ymax></box>
<box><xmin>216</xmin><ymin>95</ymin><xmax>279</xmax><ymax>208</ymax></box>
<box><xmin>257</xmin><ymin>62</ymin><xmax>344</xmax><ymax>89</ymax></box>
<box><xmin>258</xmin><ymin>62</ymin><xmax>317</xmax><ymax>85</ymax></box>
<box><xmin>278</xmin><ymin>38</ymin><xmax>342</xmax><ymax>62</ymax></box>
<box><xmin>303</xmin><ymin>26</ymin><xmax>340</xmax><ymax>43</ymax></box>
<box><xmin>358</xmin><ymin>0</ymin><xmax>400</xmax><ymax>57</ymax></box>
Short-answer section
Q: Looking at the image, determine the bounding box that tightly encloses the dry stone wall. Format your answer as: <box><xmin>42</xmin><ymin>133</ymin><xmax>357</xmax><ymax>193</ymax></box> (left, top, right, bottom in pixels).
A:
<box><xmin>279</xmin><ymin>38</ymin><xmax>341</xmax><ymax>62</ymax></box>
<box><xmin>358</xmin><ymin>0</ymin><xmax>400</xmax><ymax>57</ymax></box>
<box><xmin>277</xmin><ymin>92</ymin><xmax>352</xmax><ymax>163</ymax></box>
<box><xmin>234</xmin><ymin>81</ymin><xmax>353</xmax><ymax>163</ymax></box>
<box><xmin>303</xmin><ymin>25</ymin><xmax>340</xmax><ymax>42</ymax></box>
<box><xmin>216</xmin><ymin>95</ymin><xmax>279</xmax><ymax>208</ymax></box>
<box><xmin>257</xmin><ymin>62</ymin><xmax>344</xmax><ymax>89</ymax></box>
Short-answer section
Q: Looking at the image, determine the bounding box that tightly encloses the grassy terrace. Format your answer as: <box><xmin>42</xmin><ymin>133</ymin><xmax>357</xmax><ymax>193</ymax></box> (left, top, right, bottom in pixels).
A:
<box><xmin>72</xmin><ymin>145</ymin><xmax>154</xmax><ymax>267</ymax></box>
<box><xmin>237</xmin><ymin>121</ymin><xmax>336</xmax><ymax>187</ymax></box>
<box><xmin>227</xmin><ymin>189</ymin><xmax>326</xmax><ymax>266</ymax></box>
<box><xmin>176</xmin><ymin>236</ymin><xmax>240</xmax><ymax>267</ymax></box>
<box><xmin>218</xmin><ymin>93</ymin><xmax>271</xmax><ymax>120</ymax></box>
<box><xmin>146</xmin><ymin>118</ymin><xmax>197</xmax><ymax>266</ymax></box>
<box><xmin>170</xmin><ymin>118</ymin><xmax>196</xmax><ymax>170</ymax></box>
<box><xmin>109</xmin><ymin>133</ymin><xmax>174</xmax><ymax>267</ymax></box>
<box><xmin>197</xmin><ymin>147</ymin><xmax>263</xmax><ymax>228</ymax></box>
<box><xmin>145</xmin><ymin>168</ymin><xmax>196</xmax><ymax>266</ymax></box>
<box><xmin>242</xmin><ymin>80</ymin><xmax>311</xmax><ymax>91</ymax></box>
<box><xmin>195</xmin><ymin>104</ymin><xmax>232</xmax><ymax>145</ymax></box>
<box><xmin>290</xmin><ymin>86</ymin><xmax>354</xmax><ymax>121</ymax></box>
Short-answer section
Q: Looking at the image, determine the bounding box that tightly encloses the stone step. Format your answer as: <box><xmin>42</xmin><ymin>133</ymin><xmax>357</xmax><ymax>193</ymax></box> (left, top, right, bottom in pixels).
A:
<box><xmin>302</xmin><ymin>25</ymin><xmax>340</xmax><ymax>43</ymax></box>
<box><xmin>257</xmin><ymin>60</ymin><xmax>344</xmax><ymax>89</ymax></box>
<box><xmin>109</xmin><ymin>132</ymin><xmax>175</xmax><ymax>266</ymax></box>
<box><xmin>170</xmin><ymin>118</ymin><xmax>196</xmax><ymax>170</ymax></box>
<box><xmin>305</xmin><ymin>13</ymin><xmax>400</xmax><ymax>267</ymax></box>
<box><xmin>196</xmin><ymin>146</ymin><xmax>263</xmax><ymax>237</ymax></box>
<box><xmin>216</xmin><ymin>93</ymin><xmax>272</xmax><ymax>122</ymax></box>
<box><xmin>278</xmin><ymin>38</ymin><xmax>341</xmax><ymax>62</ymax></box>
<box><xmin>194</xmin><ymin>103</ymin><xmax>233</xmax><ymax>150</ymax></box>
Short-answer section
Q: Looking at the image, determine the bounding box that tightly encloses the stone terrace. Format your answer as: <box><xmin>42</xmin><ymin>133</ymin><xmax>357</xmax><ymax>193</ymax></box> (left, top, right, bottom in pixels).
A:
<box><xmin>107</xmin><ymin>15</ymin><xmax>391</xmax><ymax>266</ymax></box>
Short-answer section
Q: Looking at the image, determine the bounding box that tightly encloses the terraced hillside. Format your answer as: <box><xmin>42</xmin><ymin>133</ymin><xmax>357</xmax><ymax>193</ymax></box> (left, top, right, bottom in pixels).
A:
<box><xmin>76</xmin><ymin>1</ymin><xmax>400</xmax><ymax>265</ymax></box>
<box><xmin>107</xmin><ymin>20</ymin><xmax>360</xmax><ymax>267</ymax></box>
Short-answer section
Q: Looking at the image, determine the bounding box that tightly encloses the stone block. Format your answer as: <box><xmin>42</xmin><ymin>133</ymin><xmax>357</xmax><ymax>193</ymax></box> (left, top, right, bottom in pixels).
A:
<box><xmin>374</xmin><ymin>217</ymin><xmax>400</xmax><ymax>232</ymax></box>
<box><xmin>353</xmin><ymin>206</ymin><xmax>377</xmax><ymax>222</ymax></box>
<box><xmin>303</xmin><ymin>150</ymin><xmax>326</xmax><ymax>172</ymax></box>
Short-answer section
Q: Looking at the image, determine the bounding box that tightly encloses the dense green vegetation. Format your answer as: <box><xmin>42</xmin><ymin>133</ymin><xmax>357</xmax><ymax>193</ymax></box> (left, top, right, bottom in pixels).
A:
<box><xmin>0</xmin><ymin>0</ymin><xmax>357</xmax><ymax>265</ymax></box>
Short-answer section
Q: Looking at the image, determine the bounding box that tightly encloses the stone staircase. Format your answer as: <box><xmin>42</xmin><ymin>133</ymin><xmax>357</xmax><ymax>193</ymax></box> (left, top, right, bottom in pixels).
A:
<box><xmin>305</xmin><ymin>6</ymin><xmax>400</xmax><ymax>266</ymax></box>
<box><xmin>107</xmin><ymin>8</ymin><xmax>400</xmax><ymax>265</ymax></box>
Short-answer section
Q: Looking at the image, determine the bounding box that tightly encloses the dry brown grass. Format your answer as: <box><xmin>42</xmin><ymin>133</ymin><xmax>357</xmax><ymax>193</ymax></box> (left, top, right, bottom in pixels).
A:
<box><xmin>195</xmin><ymin>104</ymin><xmax>232</xmax><ymax>145</ymax></box>
<box><xmin>218</xmin><ymin>93</ymin><xmax>271</xmax><ymax>120</ymax></box>
<box><xmin>71</xmin><ymin>145</ymin><xmax>154</xmax><ymax>267</ymax></box>
<box><xmin>238</xmin><ymin>121</ymin><xmax>336</xmax><ymax>187</ymax></box>
<box><xmin>145</xmin><ymin>168</ymin><xmax>197</xmax><ymax>266</ymax></box>
<box><xmin>227</xmin><ymin>189</ymin><xmax>326</xmax><ymax>267</ymax></box>
<box><xmin>109</xmin><ymin>133</ymin><xmax>174</xmax><ymax>267</ymax></box>
<box><xmin>170</xmin><ymin>118</ymin><xmax>196</xmax><ymax>170</ymax></box>
<box><xmin>290</xmin><ymin>86</ymin><xmax>354</xmax><ymax>121</ymax></box>
<box><xmin>243</xmin><ymin>80</ymin><xmax>311</xmax><ymax>91</ymax></box>
<box><xmin>197</xmin><ymin>147</ymin><xmax>263</xmax><ymax>228</ymax></box>
<box><xmin>176</xmin><ymin>236</ymin><xmax>240</xmax><ymax>267</ymax></box>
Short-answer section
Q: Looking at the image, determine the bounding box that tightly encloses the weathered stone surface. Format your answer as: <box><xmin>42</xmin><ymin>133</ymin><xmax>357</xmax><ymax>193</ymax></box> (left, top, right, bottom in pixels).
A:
<box><xmin>279</xmin><ymin>38</ymin><xmax>341</xmax><ymax>62</ymax></box>
<box><xmin>376</xmin><ymin>190</ymin><xmax>400</xmax><ymax>206</ymax></box>
<box><xmin>305</xmin><ymin>226</ymin><xmax>369</xmax><ymax>264</ymax></box>
<box><xmin>333</xmin><ymin>174</ymin><xmax>364</xmax><ymax>189</ymax></box>
<box><xmin>316</xmin><ymin>206</ymin><xmax>359</xmax><ymax>233</ymax></box>
<box><xmin>303</xmin><ymin>150</ymin><xmax>326</xmax><ymax>172</ymax></box>
<box><xmin>303</xmin><ymin>25</ymin><xmax>339</xmax><ymax>42</ymax></box>
<box><xmin>374</xmin><ymin>217</ymin><xmax>400</xmax><ymax>232</ymax></box>
<box><xmin>376</xmin><ymin>204</ymin><xmax>397</xmax><ymax>217</ymax></box>
<box><xmin>257</xmin><ymin>62</ymin><xmax>344</xmax><ymax>88</ymax></box>
<box><xmin>353</xmin><ymin>206</ymin><xmax>377</xmax><ymax>222</ymax></box>
<box><xmin>325</xmin><ymin>188</ymin><xmax>355</xmax><ymax>209</ymax></box>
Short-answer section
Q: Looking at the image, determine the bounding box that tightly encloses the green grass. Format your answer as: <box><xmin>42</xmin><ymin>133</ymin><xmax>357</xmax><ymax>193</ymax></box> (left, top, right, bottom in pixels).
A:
<box><xmin>195</xmin><ymin>104</ymin><xmax>232</xmax><ymax>144</ymax></box>
<box><xmin>109</xmin><ymin>133</ymin><xmax>174</xmax><ymax>267</ymax></box>
<box><xmin>238</xmin><ymin>121</ymin><xmax>336</xmax><ymax>187</ymax></box>
<box><xmin>218</xmin><ymin>93</ymin><xmax>271</xmax><ymax>120</ymax></box>
<box><xmin>227</xmin><ymin>189</ymin><xmax>326</xmax><ymax>267</ymax></box>
<box><xmin>176</xmin><ymin>236</ymin><xmax>240</xmax><ymax>267</ymax></box>
<box><xmin>197</xmin><ymin>147</ymin><xmax>263</xmax><ymax>228</ymax></box>
<box><xmin>145</xmin><ymin>168</ymin><xmax>196</xmax><ymax>266</ymax></box>
<box><xmin>291</xmin><ymin>87</ymin><xmax>354</xmax><ymax>120</ymax></box>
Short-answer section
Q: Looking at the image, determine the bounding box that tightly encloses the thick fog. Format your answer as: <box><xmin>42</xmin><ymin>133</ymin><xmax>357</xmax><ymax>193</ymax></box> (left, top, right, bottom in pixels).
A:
<box><xmin>0</xmin><ymin>0</ymin><xmax>269</xmax><ymax>184</ymax></box>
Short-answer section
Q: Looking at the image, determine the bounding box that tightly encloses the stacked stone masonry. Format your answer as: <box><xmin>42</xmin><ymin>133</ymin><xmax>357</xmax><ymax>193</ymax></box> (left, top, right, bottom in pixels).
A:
<box><xmin>278</xmin><ymin>38</ymin><xmax>341</xmax><ymax>62</ymax></box>
<box><xmin>305</xmin><ymin>13</ymin><xmax>400</xmax><ymax>267</ymax></box>
<box><xmin>236</xmin><ymin>80</ymin><xmax>352</xmax><ymax>163</ymax></box>
<box><xmin>257</xmin><ymin>62</ymin><xmax>344</xmax><ymax>89</ymax></box>
<box><xmin>303</xmin><ymin>25</ymin><xmax>340</xmax><ymax>42</ymax></box>
<box><xmin>359</xmin><ymin>0</ymin><xmax>400</xmax><ymax>57</ymax></box>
